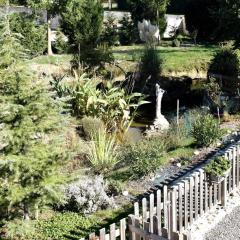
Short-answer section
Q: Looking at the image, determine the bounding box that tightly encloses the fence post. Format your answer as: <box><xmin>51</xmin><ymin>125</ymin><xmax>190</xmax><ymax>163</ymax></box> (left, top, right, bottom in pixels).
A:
<box><xmin>221</xmin><ymin>176</ymin><xmax>227</xmax><ymax>207</ymax></box>
<box><xmin>120</xmin><ymin>219</ymin><xmax>126</xmax><ymax>240</ymax></box>
<box><xmin>156</xmin><ymin>189</ymin><xmax>162</xmax><ymax>235</ymax></box>
<box><xmin>162</xmin><ymin>185</ymin><xmax>169</xmax><ymax>238</ymax></box>
<box><xmin>194</xmin><ymin>172</ymin><xmax>199</xmax><ymax>220</ymax></box>
<box><xmin>149</xmin><ymin>193</ymin><xmax>154</xmax><ymax>232</ymax></box>
<box><xmin>184</xmin><ymin>180</ymin><xmax>189</xmax><ymax>230</ymax></box>
<box><xmin>199</xmin><ymin>170</ymin><xmax>204</xmax><ymax>217</ymax></box>
<box><xmin>128</xmin><ymin>215</ymin><xmax>136</xmax><ymax>240</ymax></box>
<box><xmin>236</xmin><ymin>145</ymin><xmax>240</xmax><ymax>187</ymax></box>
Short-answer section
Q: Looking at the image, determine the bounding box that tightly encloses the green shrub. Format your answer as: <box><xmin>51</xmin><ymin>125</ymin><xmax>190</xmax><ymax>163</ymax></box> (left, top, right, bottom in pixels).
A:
<box><xmin>53</xmin><ymin>29</ymin><xmax>69</xmax><ymax>54</ymax></box>
<box><xmin>9</xmin><ymin>13</ymin><xmax>47</xmax><ymax>56</ymax></box>
<box><xmin>101</xmin><ymin>15</ymin><xmax>119</xmax><ymax>46</ymax></box>
<box><xmin>88</xmin><ymin>128</ymin><xmax>119</xmax><ymax>174</ymax></box>
<box><xmin>205</xmin><ymin>156</ymin><xmax>230</xmax><ymax>177</ymax></box>
<box><xmin>172</xmin><ymin>39</ymin><xmax>180</xmax><ymax>47</ymax></box>
<box><xmin>208</xmin><ymin>42</ymin><xmax>240</xmax><ymax>76</ymax></box>
<box><xmin>191</xmin><ymin>114</ymin><xmax>222</xmax><ymax>147</ymax></box>
<box><xmin>119</xmin><ymin>15</ymin><xmax>138</xmax><ymax>45</ymax></box>
<box><xmin>122</xmin><ymin>137</ymin><xmax>168</xmax><ymax>178</ymax></box>
<box><xmin>35</xmin><ymin>212</ymin><xmax>100</xmax><ymax>240</ymax></box>
<box><xmin>138</xmin><ymin>46</ymin><xmax>163</xmax><ymax>91</ymax></box>
<box><xmin>81</xmin><ymin>116</ymin><xmax>105</xmax><ymax>140</ymax></box>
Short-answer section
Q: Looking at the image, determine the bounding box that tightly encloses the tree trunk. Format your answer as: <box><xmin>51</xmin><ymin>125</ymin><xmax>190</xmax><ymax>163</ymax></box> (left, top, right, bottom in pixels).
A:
<box><xmin>108</xmin><ymin>0</ymin><xmax>112</xmax><ymax>10</ymax></box>
<box><xmin>23</xmin><ymin>203</ymin><xmax>30</xmax><ymax>221</ymax></box>
<box><xmin>47</xmin><ymin>18</ymin><xmax>53</xmax><ymax>56</ymax></box>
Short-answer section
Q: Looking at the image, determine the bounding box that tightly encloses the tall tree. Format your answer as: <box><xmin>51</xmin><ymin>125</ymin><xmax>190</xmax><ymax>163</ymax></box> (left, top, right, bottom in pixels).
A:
<box><xmin>211</xmin><ymin>0</ymin><xmax>240</xmax><ymax>44</ymax></box>
<box><xmin>0</xmin><ymin>10</ymin><xmax>70</xmax><ymax>221</ymax></box>
<box><xmin>26</xmin><ymin>0</ymin><xmax>67</xmax><ymax>55</ymax></box>
<box><xmin>127</xmin><ymin>0</ymin><xmax>170</xmax><ymax>33</ymax></box>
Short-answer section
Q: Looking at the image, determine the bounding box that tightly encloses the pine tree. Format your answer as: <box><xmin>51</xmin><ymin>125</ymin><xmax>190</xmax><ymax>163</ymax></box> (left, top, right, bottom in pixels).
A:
<box><xmin>0</xmin><ymin>13</ymin><xmax>70</xmax><ymax>221</ymax></box>
<box><xmin>127</xmin><ymin>0</ymin><xmax>170</xmax><ymax>33</ymax></box>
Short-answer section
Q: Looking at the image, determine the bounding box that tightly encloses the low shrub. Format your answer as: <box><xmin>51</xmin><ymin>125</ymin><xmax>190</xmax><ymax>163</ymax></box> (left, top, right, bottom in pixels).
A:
<box><xmin>208</xmin><ymin>42</ymin><xmax>240</xmax><ymax>76</ymax></box>
<box><xmin>205</xmin><ymin>156</ymin><xmax>230</xmax><ymax>177</ymax></box>
<box><xmin>53</xmin><ymin>29</ymin><xmax>69</xmax><ymax>54</ymax></box>
<box><xmin>172</xmin><ymin>39</ymin><xmax>181</xmax><ymax>47</ymax></box>
<box><xmin>191</xmin><ymin>114</ymin><xmax>222</xmax><ymax>147</ymax></box>
<box><xmin>36</xmin><ymin>212</ymin><xmax>100</xmax><ymax>240</ymax></box>
<box><xmin>122</xmin><ymin>137</ymin><xmax>168</xmax><ymax>178</ymax></box>
<box><xmin>80</xmin><ymin>116</ymin><xmax>105</xmax><ymax>140</ymax></box>
<box><xmin>63</xmin><ymin>175</ymin><xmax>115</xmax><ymax>214</ymax></box>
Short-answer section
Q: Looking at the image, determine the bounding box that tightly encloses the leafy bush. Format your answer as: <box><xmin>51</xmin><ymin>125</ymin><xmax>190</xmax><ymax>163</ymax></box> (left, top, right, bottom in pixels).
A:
<box><xmin>71</xmin><ymin>43</ymin><xmax>114</xmax><ymax>74</ymax></box>
<box><xmin>53</xmin><ymin>29</ymin><xmax>69</xmax><ymax>54</ymax></box>
<box><xmin>106</xmin><ymin>179</ymin><xmax>124</xmax><ymax>196</ymax></box>
<box><xmin>172</xmin><ymin>39</ymin><xmax>181</xmax><ymax>47</ymax></box>
<box><xmin>138</xmin><ymin>46</ymin><xmax>163</xmax><ymax>91</ymax></box>
<box><xmin>191</xmin><ymin>114</ymin><xmax>222</xmax><ymax>147</ymax></box>
<box><xmin>122</xmin><ymin>137</ymin><xmax>168</xmax><ymax>178</ymax></box>
<box><xmin>52</xmin><ymin>74</ymin><xmax>148</xmax><ymax>134</ymax></box>
<box><xmin>205</xmin><ymin>156</ymin><xmax>230</xmax><ymax>177</ymax></box>
<box><xmin>101</xmin><ymin>15</ymin><xmax>119</xmax><ymax>46</ymax></box>
<box><xmin>3</xmin><ymin>220</ymin><xmax>36</xmax><ymax>240</ymax></box>
<box><xmin>9</xmin><ymin>13</ymin><xmax>47</xmax><ymax>56</ymax></box>
<box><xmin>35</xmin><ymin>212</ymin><xmax>100</xmax><ymax>240</ymax></box>
<box><xmin>208</xmin><ymin>42</ymin><xmax>240</xmax><ymax>76</ymax></box>
<box><xmin>119</xmin><ymin>15</ymin><xmax>138</xmax><ymax>45</ymax></box>
<box><xmin>88</xmin><ymin>129</ymin><xmax>118</xmax><ymax>173</ymax></box>
<box><xmin>81</xmin><ymin>116</ymin><xmax>105</xmax><ymax>140</ymax></box>
<box><xmin>63</xmin><ymin>175</ymin><xmax>115</xmax><ymax>214</ymax></box>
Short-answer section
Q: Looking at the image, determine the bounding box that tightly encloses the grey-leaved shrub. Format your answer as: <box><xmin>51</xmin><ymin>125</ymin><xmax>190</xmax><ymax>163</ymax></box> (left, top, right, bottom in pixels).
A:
<box><xmin>63</xmin><ymin>175</ymin><xmax>115</xmax><ymax>214</ymax></box>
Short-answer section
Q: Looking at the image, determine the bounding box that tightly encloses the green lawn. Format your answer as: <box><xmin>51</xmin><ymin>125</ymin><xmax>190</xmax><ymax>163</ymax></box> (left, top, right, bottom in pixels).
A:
<box><xmin>112</xmin><ymin>44</ymin><xmax>219</xmax><ymax>74</ymax></box>
<box><xmin>29</xmin><ymin>44</ymin><xmax>219</xmax><ymax>76</ymax></box>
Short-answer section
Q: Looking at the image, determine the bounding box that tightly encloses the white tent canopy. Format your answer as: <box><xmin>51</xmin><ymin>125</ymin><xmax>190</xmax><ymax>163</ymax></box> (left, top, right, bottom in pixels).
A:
<box><xmin>163</xmin><ymin>14</ymin><xmax>187</xmax><ymax>38</ymax></box>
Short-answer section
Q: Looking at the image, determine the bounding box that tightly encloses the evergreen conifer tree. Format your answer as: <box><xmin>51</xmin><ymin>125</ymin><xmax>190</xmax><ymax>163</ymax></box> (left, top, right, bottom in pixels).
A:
<box><xmin>0</xmin><ymin>12</ymin><xmax>70</xmax><ymax>221</ymax></box>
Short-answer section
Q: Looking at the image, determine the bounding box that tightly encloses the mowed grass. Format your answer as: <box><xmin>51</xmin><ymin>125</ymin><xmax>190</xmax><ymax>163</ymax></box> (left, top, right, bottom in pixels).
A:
<box><xmin>29</xmin><ymin>44</ymin><xmax>219</xmax><ymax>75</ymax></box>
<box><xmin>112</xmin><ymin>44</ymin><xmax>219</xmax><ymax>74</ymax></box>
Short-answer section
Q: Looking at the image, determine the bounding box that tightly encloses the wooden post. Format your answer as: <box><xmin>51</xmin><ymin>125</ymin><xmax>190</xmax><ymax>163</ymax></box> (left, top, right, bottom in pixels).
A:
<box><xmin>221</xmin><ymin>177</ymin><xmax>227</xmax><ymax>207</ymax></box>
<box><xmin>194</xmin><ymin>173</ymin><xmax>199</xmax><ymax>220</ymax></box>
<box><xmin>134</xmin><ymin>202</ymin><xmax>139</xmax><ymax>217</ymax></box>
<box><xmin>110</xmin><ymin>224</ymin><xmax>116</xmax><ymax>240</ymax></box>
<box><xmin>143</xmin><ymin>221</ymin><xmax>150</xmax><ymax>240</ymax></box>
<box><xmin>156</xmin><ymin>190</ymin><xmax>162</xmax><ymax>234</ymax></box>
<box><xmin>170</xmin><ymin>188</ymin><xmax>177</xmax><ymax>237</ymax></box>
<box><xmin>232</xmin><ymin>147</ymin><xmax>236</xmax><ymax>189</ymax></box>
<box><xmin>120</xmin><ymin>219</ymin><xmax>126</xmax><ymax>240</ymax></box>
<box><xmin>142</xmin><ymin>198</ymin><xmax>147</xmax><ymax>222</ymax></box>
<box><xmin>204</xmin><ymin>172</ymin><xmax>209</xmax><ymax>213</ymax></box>
<box><xmin>100</xmin><ymin>228</ymin><xmax>106</xmax><ymax>240</ymax></box>
<box><xmin>135</xmin><ymin>218</ymin><xmax>141</xmax><ymax>240</ymax></box>
<box><xmin>209</xmin><ymin>184</ymin><xmax>213</xmax><ymax>209</ymax></box>
<box><xmin>189</xmin><ymin>177</ymin><xmax>194</xmax><ymax>225</ymax></box>
<box><xmin>184</xmin><ymin>180</ymin><xmax>189</xmax><ymax>229</ymax></box>
<box><xmin>163</xmin><ymin>185</ymin><xmax>168</xmax><ymax>229</ymax></box>
<box><xmin>213</xmin><ymin>184</ymin><xmax>217</xmax><ymax>205</ymax></box>
<box><xmin>236</xmin><ymin>145</ymin><xmax>240</xmax><ymax>186</ymax></box>
<box><xmin>153</xmin><ymin>216</ymin><xmax>161</xmax><ymax>235</ymax></box>
<box><xmin>128</xmin><ymin>215</ymin><xmax>136</xmax><ymax>240</ymax></box>
<box><xmin>199</xmin><ymin>170</ymin><xmax>204</xmax><ymax>217</ymax></box>
<box><xmin>178</xmin><ymin>184</ymin><xmax>183</xmax><ymax>233</ymax></box>
<box><xmin>149</xmin><ymin>194</ymin><xmax>154</xmax><ymax>232</ymax></box>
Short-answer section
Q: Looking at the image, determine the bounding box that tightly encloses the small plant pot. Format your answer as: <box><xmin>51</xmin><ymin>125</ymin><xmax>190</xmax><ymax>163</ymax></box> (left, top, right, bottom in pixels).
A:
<box><xmin>209</xmin><ymin>168</ymin><xmax>231</xmax><ymax>184</ymax></box>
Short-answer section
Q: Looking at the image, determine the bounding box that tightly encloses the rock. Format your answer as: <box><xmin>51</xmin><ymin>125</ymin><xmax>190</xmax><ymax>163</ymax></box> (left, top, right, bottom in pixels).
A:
<box><xmin>194</xmin><ymin>150</ymin><xmax>200</xmax><ymax>156</ymax></box>
<box><xmin>176</xmin><ymin>163</ymin><xmax>182</xmax><ymax>168</ymax></box>
<box><xmin>122</xmin><ymin>191</ymin><xmax>129</xmax><ymax>197</ymax></box>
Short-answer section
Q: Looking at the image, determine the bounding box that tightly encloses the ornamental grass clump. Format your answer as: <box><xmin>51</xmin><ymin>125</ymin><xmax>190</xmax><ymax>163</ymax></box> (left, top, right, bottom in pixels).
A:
<box><xmin>88</xmin><ymin>129</ymin><xmax>118</xmax><ymax>174</ymax></box>
<box><xmin>205</xmin><ymin>156</ymin><xmax>230</xmax><ymax>177</ymax></box>
<box><xmin>191</xmin><ymin>114</ymin><xmax>222</xmax><ymax>147</ymax></box>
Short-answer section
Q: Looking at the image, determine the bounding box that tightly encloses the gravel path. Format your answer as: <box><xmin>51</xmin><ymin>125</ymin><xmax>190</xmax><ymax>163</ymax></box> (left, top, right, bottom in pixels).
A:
<box><xmin>205</xmin><ymin>206</ymin><xmax>240</xmax><ymax>240</ymax></box>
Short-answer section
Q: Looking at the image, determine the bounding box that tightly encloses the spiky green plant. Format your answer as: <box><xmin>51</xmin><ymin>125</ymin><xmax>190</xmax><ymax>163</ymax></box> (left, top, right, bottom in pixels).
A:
<box><xmin>88</xmin><ymin>129</ymin><xmax>118</xmax><ymax>174</ymax></box>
